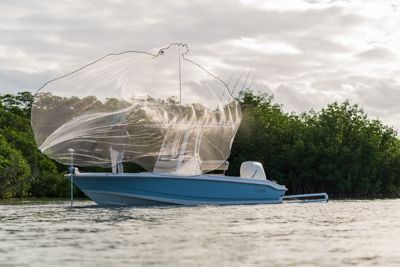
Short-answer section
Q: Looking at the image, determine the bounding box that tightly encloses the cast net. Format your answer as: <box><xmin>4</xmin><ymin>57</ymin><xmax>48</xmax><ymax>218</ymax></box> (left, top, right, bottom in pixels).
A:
<box><xmin>31</xmin><ymin>43</ymin><xmax>242</xmax><ymax>175</ymax></box>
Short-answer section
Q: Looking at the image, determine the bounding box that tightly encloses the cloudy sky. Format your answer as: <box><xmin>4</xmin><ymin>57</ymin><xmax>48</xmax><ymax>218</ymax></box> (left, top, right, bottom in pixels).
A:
<box><xmin>1</xmin><ymin>0</ymin><xmax>400</xmax><ymax>129</ymax></box>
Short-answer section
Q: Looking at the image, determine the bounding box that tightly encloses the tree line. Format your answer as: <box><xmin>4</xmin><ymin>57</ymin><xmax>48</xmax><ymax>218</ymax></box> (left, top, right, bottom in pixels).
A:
<box><xmin>1</xmin><ymin>91</ymin><xmax>400</xmax><ymax>198</ymax></box>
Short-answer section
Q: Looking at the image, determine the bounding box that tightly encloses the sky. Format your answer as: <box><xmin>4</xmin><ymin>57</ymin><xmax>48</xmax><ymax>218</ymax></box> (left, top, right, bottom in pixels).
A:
<box><xmin>1</xmin><ymin>0</ymin><xmax>400</xmax><ymax>129</ymax></box>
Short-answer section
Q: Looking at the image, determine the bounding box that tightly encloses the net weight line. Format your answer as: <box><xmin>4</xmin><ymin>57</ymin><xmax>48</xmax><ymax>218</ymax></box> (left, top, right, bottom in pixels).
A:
<box><xmin>35</xmin><ymin>42</ymin><xmax>233</xmax><ymax>98</ymax></box>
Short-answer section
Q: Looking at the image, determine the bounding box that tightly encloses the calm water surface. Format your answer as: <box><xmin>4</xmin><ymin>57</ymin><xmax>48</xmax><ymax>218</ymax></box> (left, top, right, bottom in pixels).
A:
<box><xmin>1</xmin><ymin>200</ymin><xmax>400</xmax><ymax>267</ymax></box>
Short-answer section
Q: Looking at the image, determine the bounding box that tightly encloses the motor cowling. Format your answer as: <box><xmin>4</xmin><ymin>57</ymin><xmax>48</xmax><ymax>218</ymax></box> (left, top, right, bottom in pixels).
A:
<box><xmin>240</xmin><ymin>161</ymin><xmax>267</xmax><ymax>180</ymax></box>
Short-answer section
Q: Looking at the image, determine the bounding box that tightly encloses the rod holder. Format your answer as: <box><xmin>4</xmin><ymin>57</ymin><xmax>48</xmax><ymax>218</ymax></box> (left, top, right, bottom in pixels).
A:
<box><xmin>68</xmin><ymin>148</ymin><xmax>75</xmax><ymax>207</ymax></box>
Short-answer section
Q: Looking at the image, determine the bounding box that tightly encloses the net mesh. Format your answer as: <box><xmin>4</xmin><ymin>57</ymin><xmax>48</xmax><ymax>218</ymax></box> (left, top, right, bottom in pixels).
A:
<box><xmin>31</xmin><ymin>43</ymin><xmax>242</xmax><ymax>175</ymax></box>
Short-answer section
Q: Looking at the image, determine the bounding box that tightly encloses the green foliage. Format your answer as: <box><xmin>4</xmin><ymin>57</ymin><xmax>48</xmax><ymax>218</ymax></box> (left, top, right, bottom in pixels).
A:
<box><xmin>0</xmin><ymin>134</ymin><xmax>30</xmax><ymax>198</ymax></box>
<box><xmin>1</xmin><ymin>90</ymin><xmax>400</xmax><ymax>199</ymax></box>
<box><xmin>0</xmin><ymin>92</ymin><xmax>68</xmax><ymax>198</ymax></box>
<box><xmin>228</xmin><ymin>90</ymin><xmax>400</xmax><ymax>198</ymax></box>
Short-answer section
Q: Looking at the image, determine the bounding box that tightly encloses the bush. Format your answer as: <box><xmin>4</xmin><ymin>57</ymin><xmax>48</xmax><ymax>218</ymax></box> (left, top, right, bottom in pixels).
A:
<box><xmin>0</xmin><ymin>135</ymin><xmax>30</xmax><ymax>198</ymax></box>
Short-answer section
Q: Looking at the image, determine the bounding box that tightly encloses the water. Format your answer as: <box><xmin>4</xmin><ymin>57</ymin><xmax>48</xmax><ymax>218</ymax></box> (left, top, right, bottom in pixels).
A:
<box><xmin>1</xmin><ymin>200</ymin><xmax>400</xmax><ymax>267</ymax></box>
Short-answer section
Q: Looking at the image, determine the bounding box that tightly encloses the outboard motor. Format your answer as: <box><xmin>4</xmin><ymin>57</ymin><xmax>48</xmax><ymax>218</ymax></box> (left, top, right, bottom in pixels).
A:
<box><xmin>240</xmin><ymin>161</ymin><xmax>267</xmax><ymax>180</ymax></box>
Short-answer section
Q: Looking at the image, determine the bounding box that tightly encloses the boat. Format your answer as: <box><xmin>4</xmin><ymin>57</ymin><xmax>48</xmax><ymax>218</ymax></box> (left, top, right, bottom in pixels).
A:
<box><xmin>68</xmin><ymin>171</ymin><xmax>287</xmax><ymax>206</ymax></box>
<box><xmin>31</xmin><ymin>43</ymin><xmax>322</xmax><ymax>206</ymax></box>
<box><xmin>68</xmin><ymin>152</ymin><xmax>287</xmax><ymax>205</ymax></box>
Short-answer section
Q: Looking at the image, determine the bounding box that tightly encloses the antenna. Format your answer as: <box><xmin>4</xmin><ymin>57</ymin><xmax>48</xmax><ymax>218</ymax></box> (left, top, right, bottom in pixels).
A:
<box><xmin>179</xmin><ymin>47</ymin><xmax>182</xmax><ymax>105</ymax></box>
<box><xmin>68</xmin><ymin>148</ymin><xmax>75</xmax><ymax>207</ymax></box>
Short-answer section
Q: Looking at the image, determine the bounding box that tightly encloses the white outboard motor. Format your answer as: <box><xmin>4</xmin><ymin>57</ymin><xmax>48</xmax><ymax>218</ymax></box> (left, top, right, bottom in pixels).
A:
<box><xmin>240</xmin><ymin>161</ymin><xmax>267</xmax><ymax>180</ymax></box>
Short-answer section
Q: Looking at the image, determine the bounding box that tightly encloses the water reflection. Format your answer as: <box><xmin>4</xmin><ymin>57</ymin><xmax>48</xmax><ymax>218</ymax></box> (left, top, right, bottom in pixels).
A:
<box><xmin>1</xmin><ymin>200</ymin><xmax>400</xmax><ymax>267</ymax></box>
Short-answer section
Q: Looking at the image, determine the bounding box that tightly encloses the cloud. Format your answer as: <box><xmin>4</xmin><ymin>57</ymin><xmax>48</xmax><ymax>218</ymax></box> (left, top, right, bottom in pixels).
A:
<box><xmin>1</xmin><ymin>0</ymin><xmax>400</xmax><ymax>131</ymax></box>
<box><xmin>357</xmin><ymin>46</ymin><xmax>398</xmax><ymax>61</ymax></box>
<box><xmin>0</xmin><ymin>68</ymin><xmax>57</xmax><ymax>93</ymax></box>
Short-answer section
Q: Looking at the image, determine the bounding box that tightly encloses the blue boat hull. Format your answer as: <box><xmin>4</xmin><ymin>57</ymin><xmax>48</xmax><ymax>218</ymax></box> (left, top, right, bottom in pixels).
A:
<box><xmin>68</xmin><ymin>173</ymin><xmax>287</xmax><ymax>206</ymax></box>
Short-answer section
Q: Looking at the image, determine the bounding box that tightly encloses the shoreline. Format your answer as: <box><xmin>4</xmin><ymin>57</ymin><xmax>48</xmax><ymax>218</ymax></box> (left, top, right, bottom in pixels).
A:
<box><xmin>0</xmin><ymin>197</ymin><xmax>89</xmax><ymax>205</ymax></box>
<box><xmin>1</xmin><ymin>197</ymin><xmax>399</xmax><ymax>205</ymax></box>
